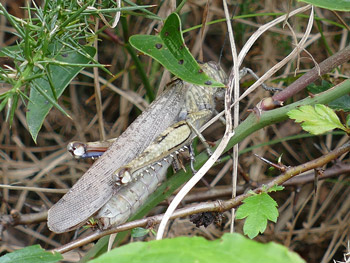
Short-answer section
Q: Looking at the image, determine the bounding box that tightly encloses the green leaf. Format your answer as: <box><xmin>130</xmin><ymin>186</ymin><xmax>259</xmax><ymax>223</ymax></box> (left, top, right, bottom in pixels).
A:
<box><xmin>0</xmin><ymin>45</ymin><xmax>22</xmax><ymax>58</ymax></box>
<box><xmin>287</xmin><ymin>104</ymin><xmax>345</xmax><ymax>135</ymax></box>
<box><xmin>26</xmin><ymin>45</ymin><xmax>96</xmax><ymax>143</ymax></box>
<box><xmin>0</xmin><ymin>245</ymin><xmax>62</xmax><ymax>263</ymax></box>
<box><xmin>347</xmin><ymin>114</ymin><xmax>350</xmax><ymax>128</ymax></box>
<box><xmin>306</xmin><ymin>80</ymin><xmax>332</xmax><ymax>94</ymax></box>
<box><xmin>267</xmin><ymin>185</ymin><xmax>284</xmax><ymax>193</ymax></box>
<box><xmin>236</xmin><ymin>193</ymin><xmax>279</xmax><ymax>239</ymax></box>
<box><xmin>329</xmin><ymin>95</ymin><xmax>350</xmax><ymax>112</ymax></box>
<box><xmin>88</xmin><ymin>233</ymin><xmax>304</xmax><ymax>263</ymax></box>
<box><xmin>131</xmin><ymin>227</ymin><xmax>150</xmax><ymax>238</ymax></box>
<box><xmin>298</xmin><ymin>0</ymin><xmax>350</xmax><ymax>11</ymax></box>
<box><xmin>129</xmin><ymin>13</ymin><xmax>224</xmax><ymax>88</ymax></box>
<box><xmin>306</xmin><ymin>81</ymin><xmax>350</xmax><ymax>112</ymax></box>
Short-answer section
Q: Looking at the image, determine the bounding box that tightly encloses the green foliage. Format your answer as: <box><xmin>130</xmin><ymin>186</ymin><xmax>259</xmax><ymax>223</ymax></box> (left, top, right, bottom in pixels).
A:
<box><xmin>266</xmin><ymin>184</ymin><xmax>284</xmax><ymax>193</ymax></box>
<box><xmin>129</xmin><ymin>13</ymin><xmax>225</xmax><ymax>88</ymax></box>
<box><xmin>131</xmin><ymin>227</ymin><xmax>153</xmax><ymax>238</ymax></box>
<box><xmin>298</xmin><ymin>0</ymin><xmax>350</xmax><ymax>11</ymax></box>
<box><xmin>329</xmin><ymin>95</ymin><xmax>350</xmax><ymax>112</ymax></box>
<box><xmin>88</xmin><ymin>233</ymin><xmax>305</xmax><ymax>263</ymax></box>
<box><xmin>307</xmin><ymin>80</ymin><xmax>350</xmax><ymax>111</ymax></box>
<box><xmin>288</xmin><ymin>104</ymin><xmax>347</xmax><ymax>135</ymax></box>
<box><xmin>0</xmin><ymin>1</ymin><xmax>152</xmax><ymax>141</ymax></box>
<box><xmin>0</xmin><ymin>245</ymin><xmax>62</xmax><ymax>263</ymax></box>
<box><xmin>26</xmin><ymin>45</ymin><xmax>96</xmax><ymax>142</ymax></box>
<box><xmin>236</xmin><ymin>192</ymin><xmax>279</xmax><ymax>239</ymax></box>
<box><xmin>307</xmin><ymin>80</ymin><xmax>332</xmax><ymax>94</ymax></box>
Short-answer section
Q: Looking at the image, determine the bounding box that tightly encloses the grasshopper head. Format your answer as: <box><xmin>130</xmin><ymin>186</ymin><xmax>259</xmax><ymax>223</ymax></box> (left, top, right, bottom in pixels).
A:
<box><xmin>201</xmin><ymin>61</ymin><xmax>227</xmax><ymax>102</ymax></box>
<box><xmin>202</xmin><ymin>61</ymin><xmax>228</xmax><ymax>86</ymax></box>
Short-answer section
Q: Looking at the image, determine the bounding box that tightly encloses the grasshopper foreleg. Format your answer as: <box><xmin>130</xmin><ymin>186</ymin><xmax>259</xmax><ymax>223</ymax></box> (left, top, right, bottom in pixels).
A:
<box><xmin>240</xmin><ymin>67</ymin><xmax>281</xmax><ymax>92</ymax></box>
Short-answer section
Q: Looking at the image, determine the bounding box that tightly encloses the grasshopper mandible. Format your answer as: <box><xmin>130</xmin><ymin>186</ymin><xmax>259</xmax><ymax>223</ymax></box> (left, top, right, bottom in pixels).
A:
<box><xmin>47</xmin><ymin>61</ymin><xmax>227</xmax><ymax>233</ymax></box>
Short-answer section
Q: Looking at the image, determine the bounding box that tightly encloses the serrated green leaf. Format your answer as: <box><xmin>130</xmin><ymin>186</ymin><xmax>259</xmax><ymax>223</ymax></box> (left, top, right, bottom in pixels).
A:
<box><xmin>236</xmin><ymin>193</ymin><xmax>279</xmax><ymax>239</ymax></box>
<box><xmin>287</xmin><ymin>104</ymin><xmax>345</xmax><ymax>135</ymax></box>
<box><xmin>129</xmin><ymin>13</ymin><xmax>224</xmax><ymax>88</ymax></box>
<box><xmin>0</xmin><ymin>244</ymin><xmax>62</xmax><ymax>263</ymax></box>
<box><xmin>89</xmin><ymin>233</ymin><xmax>304</xmax><ymax>263</ymax></box>
<box><xmin>26</xmin><ymin>45</ymin><xmax>96</xmax><ymax>143</ymax></box>
<box><xmin>298</xmin><ymin>0</ymin><xmax>350</xmax><ymax>11</ymax></box>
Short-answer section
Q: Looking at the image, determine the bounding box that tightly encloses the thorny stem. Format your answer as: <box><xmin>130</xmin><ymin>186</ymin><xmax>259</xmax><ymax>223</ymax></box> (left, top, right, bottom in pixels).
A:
<box><xmin>53</xmin><ymin>140</ymin><xmax>350</xmax><ymax>254</ymax></box>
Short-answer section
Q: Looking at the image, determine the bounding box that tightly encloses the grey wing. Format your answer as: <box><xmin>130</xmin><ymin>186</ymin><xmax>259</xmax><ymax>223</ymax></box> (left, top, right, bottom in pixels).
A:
<box><xmin>47</xmin><ymin>81</ymin><xmax>185</xmax><ymax>233</ymax></box>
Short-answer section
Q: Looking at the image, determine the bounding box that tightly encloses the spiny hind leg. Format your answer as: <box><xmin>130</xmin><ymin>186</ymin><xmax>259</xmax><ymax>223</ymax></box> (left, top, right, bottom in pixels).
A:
<box><xmin>114</xmin><ymin>121</ymin><xmax>192</xmax><ymax>184</ymax></box>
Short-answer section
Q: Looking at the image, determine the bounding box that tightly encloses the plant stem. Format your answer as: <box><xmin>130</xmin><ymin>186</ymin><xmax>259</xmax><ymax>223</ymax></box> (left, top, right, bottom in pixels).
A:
<box><xmin>271</xmin><ymin>45</ymin><xmax>350</xmax><ymax>104</ymax></box>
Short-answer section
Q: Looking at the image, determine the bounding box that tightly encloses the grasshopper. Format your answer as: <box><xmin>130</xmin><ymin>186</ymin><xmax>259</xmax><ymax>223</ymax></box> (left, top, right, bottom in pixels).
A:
<box><xmin>47</xmin><ymin>61</ymin><xmax>227</xmax><ymax>233</ymax></box>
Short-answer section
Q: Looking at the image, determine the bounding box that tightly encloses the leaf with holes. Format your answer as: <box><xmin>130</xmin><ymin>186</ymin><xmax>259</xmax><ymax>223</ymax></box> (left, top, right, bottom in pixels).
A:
<box><xmin>287</xmin><ymin>104</ymin><xmax>345</xmax><ymax>135</ymax></box>
<box><xmin>236</xmin><ymin>193</ymin><xmax>279</xmax><ymax>239</ymax></box>
<box><xmin>129</xmin><ymin>13</ymin><xmax>224</xmax><ymax>88</ymax></box>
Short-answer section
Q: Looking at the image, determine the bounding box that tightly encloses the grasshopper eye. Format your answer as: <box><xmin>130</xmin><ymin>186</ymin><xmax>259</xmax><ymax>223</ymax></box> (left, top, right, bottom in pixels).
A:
<box><xmin>67</xmin><ymin>142</ymin><xmax>86</xmax><ymax>158</ymax></box>
<box><xmin>121</xmin><ymin>171</ymin><xmax>131</xmax><ymax>184</ymax></box>
<box><xmin>114</xmin><ymin>168</ymin><xmax>132</xmax><ymax>185</ymax></box>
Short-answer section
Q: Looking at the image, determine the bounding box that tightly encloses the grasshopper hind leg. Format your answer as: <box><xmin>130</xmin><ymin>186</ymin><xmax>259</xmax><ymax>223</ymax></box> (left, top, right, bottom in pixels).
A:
<box><xmin>189</xmin><ymin>144</ymin><xmax>197</xmax><ymax>174</ymax></box>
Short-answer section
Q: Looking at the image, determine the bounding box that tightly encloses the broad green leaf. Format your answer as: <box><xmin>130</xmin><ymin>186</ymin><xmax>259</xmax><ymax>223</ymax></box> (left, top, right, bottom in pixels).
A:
<box><xmin>287</xmin><ymin>104</ymin><xmax>345</xmax><ymax>135</ymax></box>
<box><xmin>298</xmin><ymin>0</ymin><xmax>350</xmax><ymax>11</ymax></box>
<box><xmin>89</xmin><ymin>233</ymin><xmax>304</xmax><ymax>263</ymax></box>
<box><xmin>26</xmin><ymin>45</ymin><xmax>96</xmax><ymax>143</ymax></box>
<box><xmin>0</xmin><ymin>245</ymin><xmax>62</xmax><ymax>263</ymax></box>
<box><xmin>236</xmin><ymin>193</ymin><xmax>279</xmax><ymax>239</ymax></box>
<box><xmin>129</xmin><ymin>13</ymin><xmax>224</xmax><ymax>88</ymax></box>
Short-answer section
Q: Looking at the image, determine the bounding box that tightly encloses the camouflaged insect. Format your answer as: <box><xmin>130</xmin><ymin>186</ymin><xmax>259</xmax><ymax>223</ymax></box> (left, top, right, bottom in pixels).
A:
<box><xmin>47</xmin><ymin>62</ymin><xmax>227</xmax><ymax>233</ymax></box>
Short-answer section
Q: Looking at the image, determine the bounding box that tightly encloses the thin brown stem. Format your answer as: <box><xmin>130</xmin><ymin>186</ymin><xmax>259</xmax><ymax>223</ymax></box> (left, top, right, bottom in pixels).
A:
<box><xmin>261</xmin><ymin>45</ymin><xmax>350</xmax><ymax>110</ymax></box>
